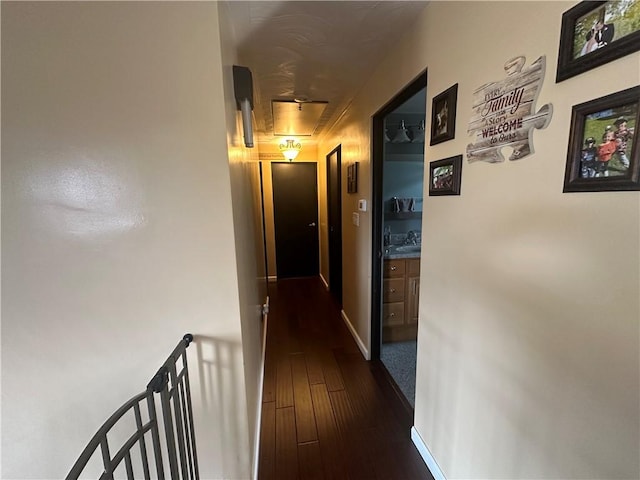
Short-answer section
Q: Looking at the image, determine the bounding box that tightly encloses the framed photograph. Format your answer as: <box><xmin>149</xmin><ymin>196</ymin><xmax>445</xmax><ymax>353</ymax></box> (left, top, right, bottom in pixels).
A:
<box><xmin>556</xmin><ymin>1</ymin><xmax>640</xmax><ymax>82</ymax></box>
<box><xmin>429</xmin><ymin>155</ymin><xmax>462</xmax><ymax>196</ymax></box>
<box><xmin>430</xmin><ymin>84</ymin><xmax>458</xmax><ymax>145</ymax></box>
<box><xmin>563</xmin><ymin>86</ymin><xmax>639</xmax><ymax>192</ymax></box>
<box><xmin>347</xmin><ymin>162</ymin><xmax>358</xmax><ymax>193</ymax></box>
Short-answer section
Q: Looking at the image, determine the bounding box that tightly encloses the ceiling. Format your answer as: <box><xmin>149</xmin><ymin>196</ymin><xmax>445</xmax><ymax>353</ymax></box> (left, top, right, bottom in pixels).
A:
<box><xmin>227</xmin><ymin>1</ymin><xmax>429</xmax><ymax>147</ymax></box>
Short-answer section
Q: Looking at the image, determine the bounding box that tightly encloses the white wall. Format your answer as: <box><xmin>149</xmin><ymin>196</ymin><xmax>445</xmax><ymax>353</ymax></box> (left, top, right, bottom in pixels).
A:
<box><xmin>319</xmin><ymin>1</ymin><xmax>639</xmax><ymax>478</ymax></box>
<box><xmin>2</xmin><ymin>2</ymin><xmax>259</xmax><ymax>478</ymax></box>
<box><xmin>217</xmin><ymin>1</ymin><xmax>267</xmax><ymax>476</ymax></box>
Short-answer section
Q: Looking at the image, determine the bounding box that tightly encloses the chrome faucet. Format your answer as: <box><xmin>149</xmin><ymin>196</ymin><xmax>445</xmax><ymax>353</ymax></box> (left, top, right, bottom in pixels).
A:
<box><xmin>405</xmin><ymin>230</ymin><xmax>418</xmax><ymax>245</ymax></box>
<box><xmin>383</xmin><ymin>226</ymin><xmax>391</xmax><ymax>246</ymax></box>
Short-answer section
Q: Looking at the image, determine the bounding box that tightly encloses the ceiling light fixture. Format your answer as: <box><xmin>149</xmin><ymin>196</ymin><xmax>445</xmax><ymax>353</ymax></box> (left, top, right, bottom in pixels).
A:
<box><xmin>392</xmin><ymin>120</ymin><xmax>411</xmax><ymax>143</ymax></box>
<box><xmin>279</xmin><ymin>138</ymin><xmax>302</xmax><ymax>161</ymax></box>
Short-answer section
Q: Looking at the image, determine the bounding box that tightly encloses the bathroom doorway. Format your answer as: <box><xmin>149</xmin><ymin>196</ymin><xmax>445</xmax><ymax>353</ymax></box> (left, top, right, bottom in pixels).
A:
<box><xmin>371</xmin><ymin>71</ymin><xmax>426</xmax><ymax>409</ymax></box>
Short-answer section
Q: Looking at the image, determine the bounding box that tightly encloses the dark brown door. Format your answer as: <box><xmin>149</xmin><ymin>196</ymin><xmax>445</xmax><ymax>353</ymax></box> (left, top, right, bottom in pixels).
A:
<box><xmin>272</xmin><ymin>162</ymin><xmax>319</xmax><ymax>278</ymax></box>
<box><xmin>327</xmin><ymin>146</ymin><xmax>343</xmax><ymax>304</ymax></box>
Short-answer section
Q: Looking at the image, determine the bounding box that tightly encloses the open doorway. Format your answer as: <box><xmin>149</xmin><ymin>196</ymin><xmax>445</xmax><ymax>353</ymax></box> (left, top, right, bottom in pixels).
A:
<box><xmin>371</xmin><ymin>71</ymin><xmax>426</xmax><ymax>409</ymax></box>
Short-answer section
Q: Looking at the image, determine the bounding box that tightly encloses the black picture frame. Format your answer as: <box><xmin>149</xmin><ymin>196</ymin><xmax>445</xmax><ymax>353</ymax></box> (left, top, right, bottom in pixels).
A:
<box><xmin>347</xmin><ymin>162</ymin><xmax>358</xmax><ymax>193</ymax></box>
<box><xmin>430</xmin><ymin>84</ymin><xmax>458</xmax><ymax>146</ymax></box>
<box><xmin>563</xmin><ymin>86</ymin><xmax>639</xmax><ymax>192</ymax></box>
<box><xmin>429</xmin><ymin>155</ymin><xmax>462</xmax><ymax>196</ymax></box>
<box><xmin>556</xmin><ymin>1</ymin><xmax>640</xmax><ymax>83</ymax></box>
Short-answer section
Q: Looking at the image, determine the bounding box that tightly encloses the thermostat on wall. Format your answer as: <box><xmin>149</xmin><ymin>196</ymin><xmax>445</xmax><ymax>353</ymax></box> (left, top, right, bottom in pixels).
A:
<box><xmin>358</xmin><ymin>199</ymin><xmax>367</xmax><ymax>212</ymax></box>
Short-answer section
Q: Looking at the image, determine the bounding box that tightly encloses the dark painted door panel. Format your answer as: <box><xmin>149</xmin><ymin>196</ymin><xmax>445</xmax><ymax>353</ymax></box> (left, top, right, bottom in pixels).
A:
<box><xmin>272</xmin><ymin>162</ymin><xmax>319</xmax><ymax>278</ymax></box>
<box><xmin>327</xmin><ymin>147</ymin><xmax>343</xmax><ymax>304</ymax></box>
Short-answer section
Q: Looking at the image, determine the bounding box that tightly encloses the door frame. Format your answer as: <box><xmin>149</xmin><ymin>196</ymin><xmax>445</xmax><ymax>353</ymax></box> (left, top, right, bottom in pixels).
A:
<box><xmin>326</xmin><ymin>145</ymin><xmax>343</xmax><ymax>305</ymax></box>
<box><xmin>370</xmin><ymin>70</ymin><xmax>427</xmax><ymax>360</ymax></box>
<box><xmin>271</xmin><ymin>161</ymin><xmax>320</xmax><ymax>279</ymax></box>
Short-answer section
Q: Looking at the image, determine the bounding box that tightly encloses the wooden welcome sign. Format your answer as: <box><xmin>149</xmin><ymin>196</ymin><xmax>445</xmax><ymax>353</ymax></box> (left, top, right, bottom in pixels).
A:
<box><xmin>467</xmin><ymin>55</ymin><xmax>553</xmax><ymax>163</ymax></box>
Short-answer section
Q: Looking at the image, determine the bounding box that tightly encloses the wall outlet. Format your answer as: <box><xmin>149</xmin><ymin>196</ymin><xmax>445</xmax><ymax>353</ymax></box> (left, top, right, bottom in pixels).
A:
<box><xmin>352</xmin><ymin>212</ymin><xmax>360</xmax><ymax>227</ymax></box>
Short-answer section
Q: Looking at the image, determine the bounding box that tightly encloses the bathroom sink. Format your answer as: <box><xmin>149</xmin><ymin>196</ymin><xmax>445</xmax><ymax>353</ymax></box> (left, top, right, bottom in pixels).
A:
<box><xmin>391</xmin><ymin>245</ymin><xmax>421</xmax><ymax>253</ymax></box>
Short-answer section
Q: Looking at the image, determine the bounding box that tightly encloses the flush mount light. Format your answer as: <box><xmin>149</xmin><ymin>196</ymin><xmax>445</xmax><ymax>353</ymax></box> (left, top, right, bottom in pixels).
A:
<box><xmin>279</xmin><ymin>138</ymin><xmax>302</xmax><ymax>161</ymax></box>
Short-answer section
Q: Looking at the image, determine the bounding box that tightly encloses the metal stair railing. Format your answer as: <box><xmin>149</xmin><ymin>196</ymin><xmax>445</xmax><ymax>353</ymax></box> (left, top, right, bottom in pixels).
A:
<box><xmin>66</xmin><ymin>334</ymin><xmax>199</xmax><ymax>480</ymax></box>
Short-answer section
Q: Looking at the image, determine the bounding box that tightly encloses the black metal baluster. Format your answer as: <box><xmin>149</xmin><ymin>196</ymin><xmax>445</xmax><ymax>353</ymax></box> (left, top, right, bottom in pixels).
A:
<box><xmin>100</xmin><ymin>438</ymin><xmax>114</xmax><ymax>480</ymax></box>
<box><xmin>168</xmin><ymin>360</ymin><xmax>189</xmax><ymax>480</ymax></box>
<box><xmin>181</xmin><ymin>347</ymin><xmax>199</xmax><ymax>480</ymax></box>
<box><xmin>133</xmin><ymin>402</ymin><xmax>151</xmax><ymax>480</ymax></box>
<box><xmin>146</xmin><ymin>387</ymin><xmax>165</xmax><ymax>480</ymax></box>
<box><xmin>157</xmin><ymin>366</ymin><xmax>179</xmax><ymax>480</ymax></box>
<box><xmin>124</xmin><ymin>451</ymin><xmax>134</xmax><ymax>480</ymax></box>
<box><xmin>177</xmin><ymin>379</ymin><xmax>194</xmax><ymax>479</ymax></box>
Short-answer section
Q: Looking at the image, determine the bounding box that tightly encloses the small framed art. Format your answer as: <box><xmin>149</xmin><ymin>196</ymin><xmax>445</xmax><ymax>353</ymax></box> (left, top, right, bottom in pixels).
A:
<box><xmin>563</xmin><ymin>86</ymin><xmax>639</xmax><ymax>192</ymax></box>
<box><xmin>430</xmin><ymin>84</ymin><xmax>458</xmax><ymax>146</ymax></box>
<box><xmin>429</xmin><ymin>155</ymin><xmax>462</xmax><ymax>196</ymax></box>
<box><xmin>347</xmin><ymin>162</ymin><xmax>358</xmax><ymax>193</ymax></box>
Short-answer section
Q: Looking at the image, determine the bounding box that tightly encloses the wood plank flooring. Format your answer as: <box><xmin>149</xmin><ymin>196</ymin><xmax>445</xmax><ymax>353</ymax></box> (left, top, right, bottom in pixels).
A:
<box><xmin>258</xmin><ymin>277</ymin><xmax>433</xmax><ymax>480</ymax></box>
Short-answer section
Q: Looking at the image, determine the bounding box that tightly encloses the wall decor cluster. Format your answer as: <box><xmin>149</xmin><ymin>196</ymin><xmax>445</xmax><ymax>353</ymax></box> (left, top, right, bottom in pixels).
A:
<box><xmin>430</xmin><ymin>84</ymin><xmax>458</xmax><ymax>145</ymax></box>
<box><xmin>556</xmin><ymin>1</ymin><xmax>640</xmax><ymax>82</ymax></box>
<box><xmin>467</xmin><ymin>56</ymin><xmax>553</xmax><ymax>163</ymax></box>
<box><xmin>429</xmin><ymin>155</ymin><xmax>462</xmax><ymax>196</ymax></box>
<box><xmin>347</xmin><ymin>162</ymin><xmax>358</xmax><ymax>193</ymax></box>
<box><xmin>563</xmin><ymin>86</ymin><xmax>639</xmax><ymax>192</ymax></box>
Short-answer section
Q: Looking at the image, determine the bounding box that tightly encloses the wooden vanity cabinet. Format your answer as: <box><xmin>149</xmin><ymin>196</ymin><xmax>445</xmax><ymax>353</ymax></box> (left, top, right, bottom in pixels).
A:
<box><xmin>406</xmin><ymin>259</ymin><xmax>420</xmax><ymax>325</ymax></box>
<box><xmin>382</xmin><ymin>257</ymin><xmax>420</xmax><ymax>342</ymax></box>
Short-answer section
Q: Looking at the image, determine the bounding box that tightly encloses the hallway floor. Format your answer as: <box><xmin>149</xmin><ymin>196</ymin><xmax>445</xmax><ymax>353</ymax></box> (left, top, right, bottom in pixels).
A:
<box><xmin>258</xmin><ymin>277</ymin><xmax>433</xmax><ymax>480</ymax></box>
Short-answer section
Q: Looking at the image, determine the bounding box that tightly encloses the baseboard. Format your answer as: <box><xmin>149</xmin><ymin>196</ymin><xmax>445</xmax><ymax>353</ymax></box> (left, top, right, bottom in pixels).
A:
<box><xmin>252</xmin><ymin>299</ymin><xmax>269</xmax><ymax>480</ymax></box>
<box><xmin>411</xmin><ymin>426</ymin><xmax>446</xmax><ymax>480</ymax></box>
<box><xmin>267</xmin><ymin>275</ymin><xmax>277</xmax><ymax>283</ymax></box>
<box><xmin>340</xmin><ymin>310</ymin><xmax>370</xmax><ymax>360</ymax></box>
<box><xmin>319</xmin><ymin>273</ymin><xmax>329</xmax><ymax>290</ymax></box>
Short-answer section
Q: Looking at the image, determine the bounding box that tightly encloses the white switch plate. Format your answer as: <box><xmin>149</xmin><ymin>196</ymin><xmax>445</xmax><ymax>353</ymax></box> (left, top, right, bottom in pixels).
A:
<box><xmin>358</xmin><ymin>199</ymin><xmax>367</xmax><ymax>211</ymax></box>
<box><xmin>352</xmin><ymin>212</ymin><xmax>360</xmax><ymax>227</ymax></box>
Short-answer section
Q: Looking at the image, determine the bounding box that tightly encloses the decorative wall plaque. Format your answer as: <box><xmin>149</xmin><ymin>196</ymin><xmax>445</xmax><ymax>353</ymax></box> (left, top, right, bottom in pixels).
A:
<box><xmin>467</xmin><ymin>55</ymin><xmax>553</xmax><ymax>163</ymax></box>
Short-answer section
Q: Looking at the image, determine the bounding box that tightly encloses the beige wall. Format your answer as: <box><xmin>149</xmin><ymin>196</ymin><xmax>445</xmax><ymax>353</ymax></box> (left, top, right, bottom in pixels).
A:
<box><xmin>319</xmin><ymin>1</ymin><xmax>639</xmax><ymax>478</ymax></box>
<box><xmin>2</xmin><ymin>2</ymin><xmax>259</xmax><ymax>478</ymax></box>
<box><xmin>217</xmin><ymin>2</ymin><xmax>266</xmax><ymax>477</ymax></box>
<box><xmin>319</xmin><ymin>121</ymin><xmax>373</xmax><ymax>356</ymax></box>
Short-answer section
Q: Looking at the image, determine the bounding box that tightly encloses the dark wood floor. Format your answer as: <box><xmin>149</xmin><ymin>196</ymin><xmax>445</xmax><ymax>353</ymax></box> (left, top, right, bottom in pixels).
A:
<box><xmin>258</xmin><ymin>277</ymin><xmax>433</xmax><ymax>480</ymax></box>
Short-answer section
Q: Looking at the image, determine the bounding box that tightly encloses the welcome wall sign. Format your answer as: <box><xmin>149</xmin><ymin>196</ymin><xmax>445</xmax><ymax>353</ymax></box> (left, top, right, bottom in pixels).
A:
<box><xmin>467</xmin><ymin>55</ymin><xmax>553</xmax><ymax>163</ymax></box>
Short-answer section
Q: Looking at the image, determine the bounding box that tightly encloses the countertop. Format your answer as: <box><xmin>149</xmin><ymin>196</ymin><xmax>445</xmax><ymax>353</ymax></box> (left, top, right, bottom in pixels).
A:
<box><xmin>383</xmin><ymin>245</ymin><xmax>421</xmax><ymax>260</ymax></box>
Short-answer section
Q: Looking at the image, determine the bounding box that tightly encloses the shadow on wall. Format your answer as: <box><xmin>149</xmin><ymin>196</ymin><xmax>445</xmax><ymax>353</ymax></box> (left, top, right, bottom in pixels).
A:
<box><xmin>192</xmin><ymin>334</ymin><xmax>250</xmax><ymax>479</ymax></box>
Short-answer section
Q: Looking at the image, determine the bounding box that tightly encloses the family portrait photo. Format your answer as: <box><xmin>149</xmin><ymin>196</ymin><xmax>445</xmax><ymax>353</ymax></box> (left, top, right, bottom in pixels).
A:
<box><xmin>557</xmin><ymin>0</ymin><xmax>640</xmax><ymax>82</ymax></box>
<box><xmin>578</xmin><ymin>109</ymin><xmax>635</xmax><ymax>179</ymax></box>
<box><xmin>573</xmin><ymin>0</ymin><xmax>639</xmax><ymax>59</ymax></box>
<box><xmin>429</xmin><ymin>155</ymin><xmax>462</xmax><ymax>196</ymax></box>
<box><xmin>564</xmin><ymin>86</ymin><xmax>640</xmax><ymax>192</ymax></box>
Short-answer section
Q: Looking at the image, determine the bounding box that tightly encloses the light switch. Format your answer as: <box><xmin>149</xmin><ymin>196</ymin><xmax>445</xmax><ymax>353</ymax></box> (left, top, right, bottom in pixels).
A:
<box><xmin>352</xmin><ymin>212</ymin><xmax>360</xmax><ymax>227</ymax></box>
<box><xmin>358</xmin><ymin>199</ymin><xmax>367</xmax><ymax>212</ymax></box>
